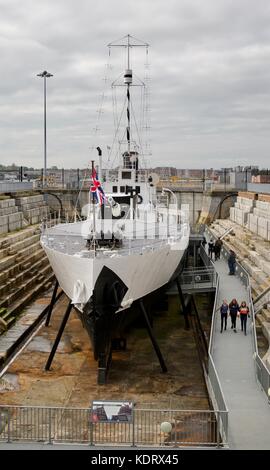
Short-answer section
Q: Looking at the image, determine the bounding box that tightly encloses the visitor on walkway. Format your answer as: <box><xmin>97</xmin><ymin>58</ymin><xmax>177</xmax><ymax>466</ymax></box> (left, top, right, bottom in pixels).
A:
<box><xmin>239</xmin><ymin>301</ymin><xmax>250</xmax><ymax>335</ymax></box>
<box><xmin>229</xmin><ymin>298</ymin><xmax>239</xmax><ymax>332</ymax></box>
<box><xmin>228</xmin><ymin>249</ymin><xmax>236</xmax><ymax>275</ymax></box>
<box><xmin>219</xmin><ymin>299</ymin><xmax>229</xmax><ymax>333</ymax></box>
<box><xmin>208</xmin><ymin>238</ymin><xmax>214</xmax><ymax>259</ymax></box>
<box><xmin>202</xmin><ymin>236</ymin><xmax>207</xmax><ymax>248</ymax></box>
<box><xmin>214</xmin><ymin>237</ymin><xmax>223</xmax><ymax>261</ymax></box>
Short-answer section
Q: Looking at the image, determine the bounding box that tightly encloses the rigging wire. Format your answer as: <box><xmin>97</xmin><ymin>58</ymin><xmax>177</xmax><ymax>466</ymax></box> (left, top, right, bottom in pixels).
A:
<box><xmin>74</xmin><ymin>49</ymin><xmax>112</xmax><ymax>211</ymax></box>
<box><xmin>74</xmin><ymin>35</ymin><xmax>151</xmax><ymax>214</ymax></box>
<box><xmin>107</xmin><ymin>92</ymin><xmax>128</xmax><ymax>169</ymax></box>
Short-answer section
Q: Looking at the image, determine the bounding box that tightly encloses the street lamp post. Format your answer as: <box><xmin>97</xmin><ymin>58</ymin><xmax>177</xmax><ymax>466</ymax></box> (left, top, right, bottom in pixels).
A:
<box><xmin>37</xmin><ymin>70</ymin><xmax>53</xmax><ymax>188</ymax></box>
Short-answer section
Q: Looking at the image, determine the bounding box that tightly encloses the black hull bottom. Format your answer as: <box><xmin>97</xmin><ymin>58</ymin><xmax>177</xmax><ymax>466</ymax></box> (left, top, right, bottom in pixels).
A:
<box><xmin>76</xmin><ymin>250</ymin><xmax>187</xmax><ymax>382</ymax></box>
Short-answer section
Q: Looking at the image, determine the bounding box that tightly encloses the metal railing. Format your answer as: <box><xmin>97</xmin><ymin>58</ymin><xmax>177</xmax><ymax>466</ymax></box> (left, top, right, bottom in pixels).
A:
<box><xmin>205</xmin><ymin>226</ymin><xmax>270</xmax><ymax>400</ymax></box>
<box><xmin>180</xmin><ymin>267</ymin><xmax>217</xmax><ymax>292</ymax></box>
<box><xmin>207</xmin><ymin>271</ymin><xmax>228</xmax><ymax>443</ymax></box>
<box><xmin>0</xmin><ymin>405</ymin><xmax>227</xmax><ymax>447</ymax></box>
<box><xmin>199</xmin><ymin>244</ymin><xmax>213</xmax><ymax>267</ymax></box>
<box><xmin>198</xmin><ymin>239</ymin><xmax>229</xmax><ymax>444</ymax></box>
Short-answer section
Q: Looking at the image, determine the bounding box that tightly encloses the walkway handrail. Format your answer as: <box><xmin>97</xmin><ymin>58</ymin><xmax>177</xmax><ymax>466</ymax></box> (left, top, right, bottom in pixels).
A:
<box><xmin>205</xmin><ymin>226</ymin><xmax>270</xmax><ymax>400</ymax></box>
<box><xmin>199</xmin><ymin>242</ymin><xmax>228</xmax><ymax>443</ymax></box>
<box><xmin>208</xmin><ymin>274</ymin><xmax>220</xmax><ymax>354</ymax></box>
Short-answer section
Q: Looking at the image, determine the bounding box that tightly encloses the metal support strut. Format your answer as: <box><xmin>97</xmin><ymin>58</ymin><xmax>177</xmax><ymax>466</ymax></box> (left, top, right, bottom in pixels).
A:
<box><xmin>45</xmin><ymin>280</ymin><xmax>59</xmax><ymax>327</ymax></box>
<box><xmin>45</xmin><ymin>300</ymin><xmax>73</xmax><ymax>371</ymax></box>
<box><xmin>139</xmin><ymin>299</ymin><xmax>167</xmax><ymax>373</ymax></box>
<box><xmin>175</xmin><ymin>276</ymin><xmax>190</xmax><ymax>330</ymax></box>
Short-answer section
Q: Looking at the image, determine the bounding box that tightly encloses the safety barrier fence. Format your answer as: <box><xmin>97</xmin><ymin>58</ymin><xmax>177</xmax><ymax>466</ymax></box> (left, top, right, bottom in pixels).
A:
<box><xmin>198</xmin><ymin>241</ymin><xmax>229</xmax><ymax>445</ymax></box>
<box><xmin>180</xmin><ymin>266</ymin><xmax>217</xmax><ymax>292</ymax></box>
<box><xmin>205</xmin><ymin>226</ymin><xmax>270</xmax><ymax>401</ymax></box>
<box><xmin>0</xmin><ymin>405</ymin><xmax>228</xmax><ymax>447</ymax></box>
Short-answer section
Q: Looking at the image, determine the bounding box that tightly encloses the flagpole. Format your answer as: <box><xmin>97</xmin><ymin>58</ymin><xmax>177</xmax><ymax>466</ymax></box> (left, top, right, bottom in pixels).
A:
<box><xmin>91</xmin><ymin>160</ymin><xmax>96</xmax><ymax>255</ymax></box>
<box><xmin>97</xmin><ymin>146</ymin><xmax>103</xmax><ymax>184</ymax></box>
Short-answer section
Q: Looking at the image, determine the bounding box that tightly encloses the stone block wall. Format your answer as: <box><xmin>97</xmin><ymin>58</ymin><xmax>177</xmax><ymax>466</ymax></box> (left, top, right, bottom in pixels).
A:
<box><xmin>0</xmin><ymin>199</ymin><xmax>23</xmax><ymax>234</ymax></box>
<box><xmin>0</xmin><ymin>194</ymin><xmax>49</xmax><ymax>234</ymax></box>
<box><xmin>15</xmin><ymin>195</ymin><xmax>48</xmax><ymax>225</ymax></box>
<box><xmin>230</xmin><ymin>192</ymin><xmax>270</xmax><ymax>241</ymax></box>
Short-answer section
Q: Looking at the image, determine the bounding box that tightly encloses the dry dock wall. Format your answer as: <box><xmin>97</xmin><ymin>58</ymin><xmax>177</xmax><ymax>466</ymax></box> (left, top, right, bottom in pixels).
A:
<box><xmin>0</xmin><ymin>195</ymin><xmax>48</xmax><ymax>234</ymax></box>
<box><xmin>15</xmin><ymin>195</ymin><xmax>48</xmax><ymax>225</ymax></box>
<box><xmin>45</xmin><ymin>189</ymin><xmax>234</xmax><ymax>226</ymax></box>
<box><xmin>230</xmin><ymin>191</ymin><xmax>270</xmax><ymax>241</ymax></box>
<box><xmin>0</xmin><ymin>199</ymin><xmax>23</xmax><ymax>234</ymax></box>
<box><xmin>198</xmin><ymin>192</ymin><xmax>235</xmax><ymax>225</ymax></box>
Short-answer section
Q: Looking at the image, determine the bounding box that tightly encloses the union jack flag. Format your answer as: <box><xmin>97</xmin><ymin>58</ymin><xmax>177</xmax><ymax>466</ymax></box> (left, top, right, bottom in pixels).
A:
<box><xmin>90</xmin><ymin>168</ymin><xmax>106</xmax><ymax>205</ymax></box>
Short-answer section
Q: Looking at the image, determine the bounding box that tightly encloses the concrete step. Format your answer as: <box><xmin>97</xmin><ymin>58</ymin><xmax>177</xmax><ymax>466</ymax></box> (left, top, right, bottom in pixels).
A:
<box><xmin>251</xmin><ymin>279</ymin><xmax>265</xmax><ymax>299</ymax></box>
<box><xmin>212</xmin><ymin>219</ymin><xmax>232</xmax><ymax>232</ymax></box>
<box><xmin>0</xmin><ymin>253</ymin><xmax>17</xmax><ymax>271</ymax></box>
<box><xmin>209</xmin><ymin>224</ymin><xmax>269</xmax><ymax>285</ymax></box>
<box><xmin>0</xmin><ymin>263</ymin><xmax>52</xmax><ymax>308</ymax></box>
<box><xmin>256</xmin><ymin>245</ymin><xmax>270</xmax><ymax>263</ymax></box>
<box><xmin>6</xmin><ymin>233</ymin><xmax>40</xmax><ymax>256</ymax></box>
<box><xmin>260</xmin><ymin>308</ymin><xmax>270</xmax><ymax>323</ymax></box>
<box><xmin>0</xmin><ymin>225</ymin><xmax>40</xmax><ymax>251</ymax></box>
<box><xmin>0</xmin><ymin>241</ymin><xmax>43</xmax><ymax>282</ymax></box>
<box><xmin>0</xmin><ymin>307</ymin><xmax>7</xmax><ymax>319</ymax></box>
<box><xmin>0</xmin><ymin>255</ymin><xmax>49</xmax><ymax>297</ymax></box>
<box><xmin>246</xmin><ymin>250</ymin><xmax>270</xmax><ymax>278</ymax></box>
<box><xmin>13</xmin><ymin>241</ymin><xmax>42</xmax><ymax>267</ymax></box>
<box><xmin>0</xmin><ymin>245</ymin><xmax>44</xmax><ymax>284</ymax></box>
<box><xmin>0</xmin><ymin>272</ymin><xmax>55</xmax><ymax>329</ymax></box>
<box><xmin>241</xmin><ymin>258</ymin><xmax>269</xmax><ymax>284</ymax></box>
<box><xmin>209</xmin><ymin>220</ymin><xmax>270</xmax><ymax>300</ymax></box>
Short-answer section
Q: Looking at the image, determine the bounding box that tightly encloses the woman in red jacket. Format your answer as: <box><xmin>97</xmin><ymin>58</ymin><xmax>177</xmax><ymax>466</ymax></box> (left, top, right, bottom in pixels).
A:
<box><xmin>239</xmin><ymin>301</ymin><xmax>249</xmax><ymax>336</ymax></box>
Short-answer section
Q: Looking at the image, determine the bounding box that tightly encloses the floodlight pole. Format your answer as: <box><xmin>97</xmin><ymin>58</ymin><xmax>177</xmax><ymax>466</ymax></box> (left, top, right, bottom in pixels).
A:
<box><xmin>37</xmin><ymin>71</ymin><xmax>53</xmax><ymax>188</ymax></box>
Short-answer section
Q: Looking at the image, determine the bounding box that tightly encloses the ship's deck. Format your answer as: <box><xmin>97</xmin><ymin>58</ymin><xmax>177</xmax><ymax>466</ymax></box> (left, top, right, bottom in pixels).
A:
<box><xmin>41</xmin><ymin>225</ymin><xmax>187</xmax><ymax>258</ymax></box>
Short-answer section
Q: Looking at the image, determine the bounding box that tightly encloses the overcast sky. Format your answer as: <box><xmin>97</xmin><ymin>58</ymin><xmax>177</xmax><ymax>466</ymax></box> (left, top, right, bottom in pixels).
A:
<box><xmin>1</xmin><ymin>0</ymin><xmax>270</xmax><ymax>169</ymax></box>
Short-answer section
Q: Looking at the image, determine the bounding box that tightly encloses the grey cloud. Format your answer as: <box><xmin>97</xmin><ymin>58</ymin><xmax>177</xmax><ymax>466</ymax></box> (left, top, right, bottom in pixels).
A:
<box><xmin>1</xmin><ymin>0</ymin><xmax>270</xmax><ymax>168</ymax></box>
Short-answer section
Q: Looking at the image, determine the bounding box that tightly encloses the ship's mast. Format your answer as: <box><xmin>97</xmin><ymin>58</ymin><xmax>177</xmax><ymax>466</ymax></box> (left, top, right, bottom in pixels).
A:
<box><xmin>127</xmin><ymin>34</ymin><xmax>131</xmax><ymax>155</ymax></box>
<box><xmin>108</xmin><ymin>34</ymin><xmax>149</xmax><ymax>162</ymax></box>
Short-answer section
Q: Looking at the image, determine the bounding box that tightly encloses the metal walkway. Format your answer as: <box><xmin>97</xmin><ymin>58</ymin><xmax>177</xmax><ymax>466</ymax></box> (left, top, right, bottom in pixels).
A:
<box><xmin>205</xmin><ymin>229</ymin><xmax>270</xmax><ymax>450</ymax></box>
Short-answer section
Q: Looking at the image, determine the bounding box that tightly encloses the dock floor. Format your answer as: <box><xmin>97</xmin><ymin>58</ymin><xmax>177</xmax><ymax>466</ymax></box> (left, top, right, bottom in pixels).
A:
<box><xmin>0</xmin><ymin>292</ymin><xmax>210</xmax><ymax>411</ymax></box>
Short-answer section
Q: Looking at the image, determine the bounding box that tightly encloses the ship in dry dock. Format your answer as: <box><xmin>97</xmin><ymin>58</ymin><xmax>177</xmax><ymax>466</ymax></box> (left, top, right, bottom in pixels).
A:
<box><xmin>40</xmin><ymin>35</ymin><xmax>190</xmax><ymax>377</ymax></box>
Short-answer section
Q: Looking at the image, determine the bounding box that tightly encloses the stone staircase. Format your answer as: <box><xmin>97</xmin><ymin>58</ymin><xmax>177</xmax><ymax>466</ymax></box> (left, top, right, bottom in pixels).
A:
<box><xmin>209</xmin><ymin>218</ymin><xmax>270</xmax><ymax>298</ymax></box>
<box><xmin>0</xmin><ymin>225</ymin><xmax>54</xmax><ymax>331</ymax></box>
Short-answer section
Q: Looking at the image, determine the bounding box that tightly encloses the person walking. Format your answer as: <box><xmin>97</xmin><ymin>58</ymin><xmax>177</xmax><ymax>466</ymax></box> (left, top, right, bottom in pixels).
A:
<box><xmin>228</xmin><ymin>249</ymin><xmax>236</xmax><ymax>275</ymax></box>
<box><xmin>229</xmin><ymin>298</ymin><xmax>239</xmax><ymax>332</ymax></box>
<box><xmin>214</xmin><ymin>237</ymin><xmax>223</xmax><ymax>261</ymax></box>
<box><xmin>208</xmin><ymin>238</ymin><xmax>214</xmax><ymax>259</ymax></box>
<box><xmin>202</xmin><ymin>236</ymin><xmax>207</xmax><ymax>248</ymax></box>
<box><xmin>239</xmin><ymin>301</ymin><xmax>250</xmax><ymax>335</ymax></box>
<box><xmin>219</xmin><ymin>299</ymin><xmax>229</xmax><ymax>333</ymax></box>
